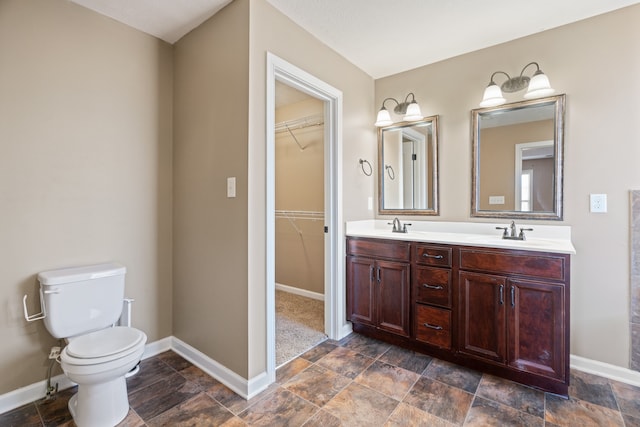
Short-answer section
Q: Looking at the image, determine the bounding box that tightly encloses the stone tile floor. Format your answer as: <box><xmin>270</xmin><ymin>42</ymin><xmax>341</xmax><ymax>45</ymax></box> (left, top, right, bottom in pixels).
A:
<box><xmin>2</xmin><ymin>333</ymin><xmax>640</xmax><ymax>426</ymax></box>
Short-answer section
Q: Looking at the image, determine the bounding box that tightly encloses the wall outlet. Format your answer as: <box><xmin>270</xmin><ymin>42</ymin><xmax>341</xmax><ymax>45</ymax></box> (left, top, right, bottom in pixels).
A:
<box><xmin>590</xmin><ymin>194</ymin><xmax>607</xmax><ymax>213</ymax></box>
<box><xmin>367</xmin><ymin>196</ymin><xmax>373</xmax><ymax>211</ymax></box>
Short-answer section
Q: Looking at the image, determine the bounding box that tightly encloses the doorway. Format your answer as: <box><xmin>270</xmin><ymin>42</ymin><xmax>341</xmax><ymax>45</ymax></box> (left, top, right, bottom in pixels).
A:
<box><xmin>274</xmin><ymin>82</ymin><xmax>326</xmax><ymax>366</ymax></box>
<box><xmin>266</xmin><ymin>53</ymin><xmax>345</xmax><ymax>382</ymax></box>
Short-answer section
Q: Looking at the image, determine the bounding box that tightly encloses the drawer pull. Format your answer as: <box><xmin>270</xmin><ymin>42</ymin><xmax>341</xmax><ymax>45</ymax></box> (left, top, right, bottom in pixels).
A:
<box><xmin>423</xmin><ymin>253</ymin><xmax>444</xmax><ymax>259</ymax></box>
<box><xmin>422</xmin><ymin>284</ymin><xmax>443</xmax><ymax>290</ymax></box>
<box><xmin>499</xmin><ymin>284</ymin><xmax>504</xmax><ymax>305</ymax></box>
<box><xmin>423</xmin><ymin>322</ymin><xmax>443</xmax><ymax>330</ymax></box>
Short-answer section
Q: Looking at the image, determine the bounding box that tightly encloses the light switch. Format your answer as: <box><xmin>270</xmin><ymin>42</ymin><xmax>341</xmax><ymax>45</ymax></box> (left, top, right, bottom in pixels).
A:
<box><xmin>227</xmin><ymin>177</ymin><xmax>236</xmax><ymax>198</ymax></box>
<box><xmin>367</xmin><ymin>196</ymin><xmax>373</xmax><ymax>211</ymax></box>
<box><xmin>489</xmin><ymin>195</ymin><xmax>505</xmax><ymax>205</ymax></box>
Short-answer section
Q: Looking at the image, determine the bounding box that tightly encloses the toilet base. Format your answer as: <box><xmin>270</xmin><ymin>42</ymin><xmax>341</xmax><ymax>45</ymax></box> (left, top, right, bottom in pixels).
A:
<box><xmin>68</xmin><ymin>376</ymin><xmax>129</xmax><ymax>427</ymax></box>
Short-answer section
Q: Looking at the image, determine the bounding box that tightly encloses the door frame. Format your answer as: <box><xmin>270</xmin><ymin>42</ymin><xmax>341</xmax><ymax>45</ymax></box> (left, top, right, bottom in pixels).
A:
<box><xmin>265</xmin><ymin>53</ymin><xmax>346</xmax><ymax>382</ymax></box>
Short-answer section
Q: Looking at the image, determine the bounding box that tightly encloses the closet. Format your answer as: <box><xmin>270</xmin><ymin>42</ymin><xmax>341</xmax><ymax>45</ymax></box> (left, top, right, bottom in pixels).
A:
<box><xmin>274</xmin><ymin>82</ymin><xmax>326</xmax><ymax>365</ymax></box>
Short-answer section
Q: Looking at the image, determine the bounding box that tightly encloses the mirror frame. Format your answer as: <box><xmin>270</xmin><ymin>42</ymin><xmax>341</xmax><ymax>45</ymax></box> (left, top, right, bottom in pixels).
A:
<box><xmin>378</xmin><ymin>115</ymin><xmax>440</xmax><ymax>216</ymax></box>
<box><xmin>471</xmin><ymin>94</ymin><xmax>566</xmax><ymax>220</ymax></box>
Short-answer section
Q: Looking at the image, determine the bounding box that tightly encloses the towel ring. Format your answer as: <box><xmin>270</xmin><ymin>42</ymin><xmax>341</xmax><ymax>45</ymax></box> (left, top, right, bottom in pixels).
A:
<box><xmin>385</xmin><ymin>165</ymin><xmax>395</xmax><ymax>180</ymax></box>
<box><xmin>359</xmin><ymin>159</ymin><xmax>373</xmax><ymax>176</ymax></box>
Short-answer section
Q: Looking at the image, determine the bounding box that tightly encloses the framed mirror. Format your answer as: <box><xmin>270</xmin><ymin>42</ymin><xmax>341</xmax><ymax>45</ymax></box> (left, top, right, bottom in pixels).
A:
<box><xmin>471</xmin><ymin>95</ymin><xmax>565</xmax><ymax>220</ymax></box>
<box><xmin>379</xmin><ymin>116</ymin><xmax>439</xmax><ymax>215</ymax></box>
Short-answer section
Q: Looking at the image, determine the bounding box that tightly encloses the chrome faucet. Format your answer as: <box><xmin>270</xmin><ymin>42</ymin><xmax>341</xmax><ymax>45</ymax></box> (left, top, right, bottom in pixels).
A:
<box><xmin>388</xmin><ymin>217</ymin><xmax>411</xmax><ymax>233</ymax></box>
<box><xmin>496</xmin><ymin>221</ymin><xmax>533</xmax><ymax>241</ymax></box>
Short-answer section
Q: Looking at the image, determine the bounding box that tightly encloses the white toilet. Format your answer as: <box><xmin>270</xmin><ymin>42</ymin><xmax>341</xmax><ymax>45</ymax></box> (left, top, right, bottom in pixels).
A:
<box><xmin>38</xmin><ymin>263</ymin><xmax>147</xmax><ymax>427</ymax></box>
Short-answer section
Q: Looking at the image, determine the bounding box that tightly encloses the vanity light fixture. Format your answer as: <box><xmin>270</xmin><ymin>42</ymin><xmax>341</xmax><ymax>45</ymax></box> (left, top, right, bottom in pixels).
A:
<box><xmin>375</xmin><ymin>92</ymin><xmax>423</xmax><ymax>126</ymax></box>
<box><xmin>480</xmin><ymin>62</ymin><xmax>555</xmax><ymax>107</ymax></box>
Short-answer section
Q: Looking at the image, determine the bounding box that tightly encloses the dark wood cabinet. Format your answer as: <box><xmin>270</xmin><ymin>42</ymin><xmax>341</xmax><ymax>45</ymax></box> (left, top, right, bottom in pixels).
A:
<box><xmin>458</xmin><ymin>248</ymin><xmax>568</xmax><ymax>387</ymax></box>
<box><xmin>508</xmin><ymin>278</ymin><xmax>565</xmax><ymax>380</ymax></box>
<box><xmin>346</xmin><ymin>239</ymin><xmax>411</xmax><ymax>338</ymax></box>
<box><xmin>346</xmin><ymin>236</ymin><xmax>570</xmax><ymax>396</ymax></box>
<box><xmin>413</xmin><ymin>244</ymin><xmax>454</xmax><ymax>350</ymax></box>
<box><xmin>459</xmin><ymin>271</ymin><xmax>506</xmax><ymax>362</ymax></box>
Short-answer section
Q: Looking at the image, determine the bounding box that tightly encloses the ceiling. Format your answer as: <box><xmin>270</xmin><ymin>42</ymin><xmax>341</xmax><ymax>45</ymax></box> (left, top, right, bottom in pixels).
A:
<box><xmin>70</xmin><ymin>0</ymin><xmax>639</xmax><ymax>79</ymax></box>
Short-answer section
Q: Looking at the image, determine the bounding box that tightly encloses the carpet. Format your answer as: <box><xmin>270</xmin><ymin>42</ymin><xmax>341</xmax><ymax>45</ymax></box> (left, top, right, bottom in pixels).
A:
<box><xmin>276</xmin><ymin>290</ymin><xmax>327</xmax><ymax>366</ymax></box>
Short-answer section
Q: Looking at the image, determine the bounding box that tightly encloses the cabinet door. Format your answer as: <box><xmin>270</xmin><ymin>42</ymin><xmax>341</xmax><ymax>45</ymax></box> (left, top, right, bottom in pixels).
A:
<box><xmin>459</xmin><ymin>271</ymin><xmax>506</xmax><ymax>363</ymax></box>
<box><xmin>377</xmin><ymin>260</ymin><xmax>411</xmax><ymax>337</ymax></box>
<box><xmin>346</xmin><ymin>256</ymin><xmax>376</xmax><ymax>326</ymax></box>
<box><xmin>508</xmin><ymin>279</ymin><xmax>566</xmax><ymax>381</ymax></box>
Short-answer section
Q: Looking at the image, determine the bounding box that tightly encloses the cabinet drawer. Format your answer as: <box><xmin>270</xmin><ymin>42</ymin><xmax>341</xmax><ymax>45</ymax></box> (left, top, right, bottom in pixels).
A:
<box><xmin>415</xmin><ymin>244</ymin><xmax>452</xmax><ymax>267</ymax></box>
<box><xmin>347</xmin><ymin>238</ymin><xmax>410</xmax><ymax>261</ymax></box>
<box><xmin>413</xmin><ymin>267</ymin><xmax>451</xmax><ymax>308</ymax></box>
<box><xmin>460</xmin><ymin>249</ymin><xmax>567</xmax><ymax>281</ymax></box>
<box><xmin>415</xmin><ymin>305</ymin><xmax>451</xmax><ymax>349</ymax></box>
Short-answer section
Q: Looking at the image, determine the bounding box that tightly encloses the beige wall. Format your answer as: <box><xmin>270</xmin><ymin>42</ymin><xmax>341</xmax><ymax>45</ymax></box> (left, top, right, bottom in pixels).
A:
<box><xmin>376</xmin><ymin>4</ymin><xmax>640</xmax><ymax>368</ymax></box>
<box><xmin>173</xmin><ymin>0</ymin><xmax>250</xmax><ymax>377</ymax></box>
<box><xmin>0</xmin><ymin>0</ymin><xmax>173</xmax><ymax>394</ymax></box>
<box><xmin>275</xmin><ymin>98</ymin><xmax>325</xmax><ymax>294</ymax></box>
<box><xmin>173</xmin><ymin>0</ymin><xmax>375</xmax><ymax>381</ymax></box>
<box><xmin>248</xmin><ymin>0</ymin><xmax>376</xmax><ymax>378</ymax></box>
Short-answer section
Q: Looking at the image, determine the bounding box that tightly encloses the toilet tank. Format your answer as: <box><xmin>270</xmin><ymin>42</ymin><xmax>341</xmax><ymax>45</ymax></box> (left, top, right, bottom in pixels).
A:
<box><xmin>38</xmin><ymin>263</ymin><xmax>126</xmax><ymax>339</ymax></box>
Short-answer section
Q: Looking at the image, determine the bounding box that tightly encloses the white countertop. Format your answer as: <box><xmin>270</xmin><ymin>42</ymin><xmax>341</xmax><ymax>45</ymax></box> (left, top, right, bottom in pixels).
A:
<box><xmin>345</xmin><ymin>220</ymin><xmax>576</xmax><ymax>254</ymax></box>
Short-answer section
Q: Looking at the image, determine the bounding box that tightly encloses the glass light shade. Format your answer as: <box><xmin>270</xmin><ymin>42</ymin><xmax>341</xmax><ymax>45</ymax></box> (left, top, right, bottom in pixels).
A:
<box><xmin>479</xmin><ymin>83</ymin><xmax>506</xmax><ymax>107</ymax></box>
<box><xmin>524</xmin><ymin>71</ymin><xmax>554</xmax><ymax>99</ymax></box>
<box><xmin>375</xmin><ymin>108</ymin><xmax>393</xmax><ymax>127</ymax></box>
<box><xmin>403</xmin><ymin>102</ymin><xmax>422</xmax><ymax>121</ymax></box>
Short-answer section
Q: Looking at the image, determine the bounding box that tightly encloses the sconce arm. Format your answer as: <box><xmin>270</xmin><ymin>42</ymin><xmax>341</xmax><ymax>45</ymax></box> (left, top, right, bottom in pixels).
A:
<box><xmin>403</xmin><ymin>93</ymin><xmax>417</xmax><ymax>104</ymax></box>
<box><xmin>379</xmin><ymin>97</ymin><xmax>400</xmax><ymax>110</ymax></box>
<box><xmin>518</xmin><ymin>62</ymin><xmax>541</xmax><ymax>78</ymax></box>
<box><xmin>488</xmin><ymin>70</ymin><xmax>511</xmax><ymax>85</ymax></box>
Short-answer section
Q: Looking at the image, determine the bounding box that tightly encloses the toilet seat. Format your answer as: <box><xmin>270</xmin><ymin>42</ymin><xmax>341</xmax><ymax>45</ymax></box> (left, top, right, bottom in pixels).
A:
<box><xmin>63</xmin><ymin>327</ymin><xmax>145</xmax><ymax>366</ymax></box>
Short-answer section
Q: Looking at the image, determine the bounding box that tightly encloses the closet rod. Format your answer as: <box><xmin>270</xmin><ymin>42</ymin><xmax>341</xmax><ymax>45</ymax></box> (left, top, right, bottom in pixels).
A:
<box><xmin>274</xmin><ymin>114</ymin><xmax>324</xmax><ymax>134</ymax></box>
<box><xmin>275</xmin><ymin>210</ymin><xmax>324</xmax><ymax>221</ymax></box>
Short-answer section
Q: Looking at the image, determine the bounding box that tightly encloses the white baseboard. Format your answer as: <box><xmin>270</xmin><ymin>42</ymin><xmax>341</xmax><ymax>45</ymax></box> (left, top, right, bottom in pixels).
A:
<box><xmin>0</xmin><ymin>335</ymin><xmax>272</xmax><ymax>415</ymax></box>
<box><xmin>170</xmin><ymin>336</ymin><xmax>264</xmax><ymax>399</ymax></box>
<box><xmin>0</xmin><ymin>372</ymin><xmax>75</xmax><ymax>415</ymax></box>
<box><xmin>142</xmin><ymin>336</ymin><xmax>172</xmax><ymax>360</ymax></box>
<box><xmin>571</xmin><ymin>354</ymin><xmax>640</xmax><ymax>387</ymax></box>
<box><xmin>276</xmin><ymin>282</ymin><xmax>324</xmax><ymax>301</ymax></box>
<box><xmin>8</xmin><ymin>338</ymin><xmax>640</xmax><ymax>416</ymax></box>
<box><xmin>0</xmin><ymin>336</ymin><xmax>173</xmax><ymax>415</ymax></box>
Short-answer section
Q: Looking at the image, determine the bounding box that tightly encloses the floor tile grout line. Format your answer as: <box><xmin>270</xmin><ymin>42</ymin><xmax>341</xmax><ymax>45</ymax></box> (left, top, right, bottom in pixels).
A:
<box><xmin>33</xmin><ymin>401</ymin><xmax>46</xmax><ymax>427</ymax></box>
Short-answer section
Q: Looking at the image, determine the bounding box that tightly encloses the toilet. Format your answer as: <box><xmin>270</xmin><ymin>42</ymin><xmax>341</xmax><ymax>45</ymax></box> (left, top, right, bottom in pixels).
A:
<box><xmin>38</xmin><ymin>263</ymin><xmax>147</xmax><ymax>427</ymax></box>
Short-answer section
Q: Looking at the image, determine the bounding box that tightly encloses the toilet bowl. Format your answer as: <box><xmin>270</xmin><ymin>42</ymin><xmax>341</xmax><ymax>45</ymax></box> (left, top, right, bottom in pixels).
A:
<box><xmin>36</xmin><ymin>263</ymin><xmax>147</xmax><ymax>427</ymax></box>
<box><xmin>61</xmin><ymin>327</ymin><xmax>147</xmax><ymax>427</ymax></box>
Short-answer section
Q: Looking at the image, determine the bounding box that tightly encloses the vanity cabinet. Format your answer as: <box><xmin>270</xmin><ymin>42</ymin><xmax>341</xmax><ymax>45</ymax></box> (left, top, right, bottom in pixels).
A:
<box><xmin>458</xmin><ymin>248</ymin><xmax>568</xmax><ymax>384</ymax></box>
<box><xmin>346</xmin><ymin>236</ymin><xmax>571</xmax><ymax>396</ymax></box>
<box><xmin>346</xmin><ymin>238</ymin><xmax>411</xmax><ymax>337</ymax></box>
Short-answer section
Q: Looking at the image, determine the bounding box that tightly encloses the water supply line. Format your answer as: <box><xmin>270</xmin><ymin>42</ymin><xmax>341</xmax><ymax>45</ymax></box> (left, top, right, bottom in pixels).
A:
<box><xmin>44</xmin><ymin>341</ymin><xmax>63</xmax><ymax>400</ymax></box>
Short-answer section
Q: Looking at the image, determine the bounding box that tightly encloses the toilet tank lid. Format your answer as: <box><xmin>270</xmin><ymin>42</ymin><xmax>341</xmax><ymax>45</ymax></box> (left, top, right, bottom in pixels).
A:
<box><xmin>38</xmin><ymin>263</ymin><xmax>126</xmax><ymax>286</ymax></box>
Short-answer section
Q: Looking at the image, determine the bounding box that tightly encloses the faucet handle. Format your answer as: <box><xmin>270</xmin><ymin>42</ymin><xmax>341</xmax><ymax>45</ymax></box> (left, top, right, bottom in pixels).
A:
<box><xmin>519</xmin><ymin>227</ymin><xmax>534</xmax><ymax>240</ymax></box>
<box><xmin>403</xmin><ymin>223</ymin><xmax>412</xmax><ymax>233</ymax></box>
<box><xmin>495</xmin><ymin>226</ymin><xmax>508</xmax><ymax>237</ymax></box>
